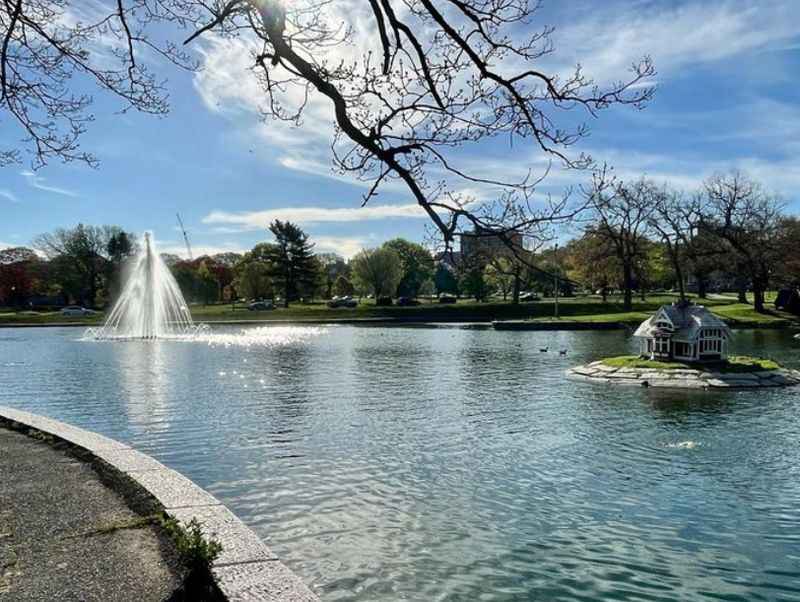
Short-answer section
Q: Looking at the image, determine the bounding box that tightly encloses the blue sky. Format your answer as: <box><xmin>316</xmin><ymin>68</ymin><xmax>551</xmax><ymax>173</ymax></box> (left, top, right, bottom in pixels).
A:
<box><xmin>2</xmin><ymin>0</ymin><xmax>799</xmax><ymax>257</ymax></box>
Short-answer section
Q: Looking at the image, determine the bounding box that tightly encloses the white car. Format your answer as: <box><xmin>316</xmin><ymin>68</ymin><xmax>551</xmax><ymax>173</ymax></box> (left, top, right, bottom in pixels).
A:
<box><xmin>61</xmin><ymin>306</ymin><xmax>95</xmax><ymax>317</ymax></box>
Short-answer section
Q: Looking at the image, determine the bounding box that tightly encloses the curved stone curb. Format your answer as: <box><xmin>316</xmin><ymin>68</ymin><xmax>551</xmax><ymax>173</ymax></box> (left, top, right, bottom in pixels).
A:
<box><xmin>0</xmin><ymin>406</ymin><xmax>319</xmax><ymax>602</ymax></box>
<box><xmin>566</xmin><ymin>362</ymin><xmax>800</xmax><ymax>389</ymax></box>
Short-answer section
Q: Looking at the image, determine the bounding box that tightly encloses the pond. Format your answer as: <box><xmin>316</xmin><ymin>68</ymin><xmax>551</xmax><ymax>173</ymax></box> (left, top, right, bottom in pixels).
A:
<box><xmin>1</xmin><ymin>325</ymin><xmax>799</xmax><ymax>601</ymax></box>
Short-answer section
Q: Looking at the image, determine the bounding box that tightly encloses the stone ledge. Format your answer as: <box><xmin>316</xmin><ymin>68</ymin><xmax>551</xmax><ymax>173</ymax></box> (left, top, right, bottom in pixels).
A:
<box><xmin>213</xmin><ymin>560</ymin><xmax>318</xmax><ymax>602</ymax></box>
<box><xmin>0</xmin><ymin>405</ymin><xmax>319</xmax><ymax>602</ymax></box>
<box><xmin>566</xmin><ymin>364</ymin><xmax>800</xmax><ymax>390</ymax></box>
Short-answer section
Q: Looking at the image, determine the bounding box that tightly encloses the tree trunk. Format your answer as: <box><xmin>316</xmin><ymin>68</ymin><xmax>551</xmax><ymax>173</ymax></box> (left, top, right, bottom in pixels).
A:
<box><xmin>697</xmin><ymin>277</ymin><xmax>707</xmax><ymax>299</ymax></box>
<box><xmin>512</xmin><ymin>270</ymin><xmax>521</xmax><ymax>305</ymax></box>
<box><xmin>736</xmin><ymin>279</ymin><xmax>748</xmax><ymax>304</ymax></box>
<box><xmin>622</xmin><ymin>263</ymin><xmax>633</xmax><ymax>311</ymax></box>
<box><xmin>674</xmin><ymin>260</ymin><xmax>685</xmax><ymax>302</ymax></box>
<box><xmin>753</xmin><ymin>282</ymin><xmax>766</xmax><ymax>313</ymax></box>
<box><xmin>754</xmin><ymin>290</ymin><xmax>764</xmax><ymax>313</ymax></box>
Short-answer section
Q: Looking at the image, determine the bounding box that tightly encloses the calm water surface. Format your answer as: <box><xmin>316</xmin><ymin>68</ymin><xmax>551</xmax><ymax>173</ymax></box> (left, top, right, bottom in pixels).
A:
<box><xmin>1</xmin><ymin>325</ymin><xmax>799</xmax><ymax>601</ymax></box>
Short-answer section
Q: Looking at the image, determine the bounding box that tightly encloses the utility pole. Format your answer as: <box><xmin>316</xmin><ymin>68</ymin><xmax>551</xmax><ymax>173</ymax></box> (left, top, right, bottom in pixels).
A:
<box><xmin>554</xmin><ymin>242</ymin><xmax>559</xmax><ymax>319</ymax></box>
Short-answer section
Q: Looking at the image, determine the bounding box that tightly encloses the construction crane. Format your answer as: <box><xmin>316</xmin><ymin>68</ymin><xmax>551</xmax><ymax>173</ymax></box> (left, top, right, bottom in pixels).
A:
<box><xmin>176</xmin><ymin>213</ymin><xmax>193</xmax><ymax>260</ymax></box>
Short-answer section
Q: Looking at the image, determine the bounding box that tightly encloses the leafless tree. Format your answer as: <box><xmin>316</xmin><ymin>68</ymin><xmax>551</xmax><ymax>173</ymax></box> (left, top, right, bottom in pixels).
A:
<box><xmin>2</xmin><ymin>0</ymin><xmax>654</xmax><ymax>248</ymax></box>
<box><xmin>647</xmin><ymin>187</ymin><xmax>706</xmax><ymax>301</ymax></box>
<box><xmin>587</xmin><ymin>176</ymin><xmax>656</xmax><ymax>310</ymax></box>
<box><xmin>700</xmin><ymin>172</ymin><xmax>784</xmax><ymax>313</ymax></box>
<box><xmin>0</xmin><ymin>0</ymin><xmax>196</xmax><ymax>168</ymax></box>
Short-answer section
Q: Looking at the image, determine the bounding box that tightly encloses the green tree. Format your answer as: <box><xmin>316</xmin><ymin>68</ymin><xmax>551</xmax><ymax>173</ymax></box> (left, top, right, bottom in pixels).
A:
<box><xmin>351</xmin><ymin>247</ymin><xmax>402</xmax><ymax>299</ymax></box>
<box><xmin>195</xmin><ymin>261</ymin><xmax>217</xmax><ymax>305</ymax></box>
<box><xmin>383</xmin><ymin>239</ymin><xmax>434</xmax><ymax>298</ymax></box>
<box><xmin>235</xmin><ymin>261</ymin><xmax>273</xmax><ymax>301</ymax></box>
<box><xmin>317</xmin><ymin>253</ymin><xmax>349</xmax><ymax>299</ymax></box>
<box><xmin>775</xmin><ymin>217</ymin><xmax>800</xmax><ymax>288</ymax></box>
<box><xmin>34</xmin><ymin>224</ymin><xmax>122</xmax><ymax>307</ymax></box>
<box><xmin>332</xmin><ymin>275</ymin><xmax>355</xmax><ymax>297</ymax></box>
<box><xmin>264</xmin><ymin>220</ymin><xmax>317</xmax><ymax>308</ymax></box>
<box><xmin>484</xmin><ymin>258</ymin><xmax>515</xmax><ymax>300</ymax></box>
<box><xmin>459</xmin><ymin>264</ymin><xmax>490</xmax><ymax>302</ymax></box>
<box><xmin>105</xmin><ymin>230</ymin><xmax>136</xmax><ymax>302</ymax></box>
<box><xmin>433</xmin><ymin>264</ymin><xmax>459</xmax><ymax>296</ymax></box>
<box><xmin>172</xmin><ymin>261</ymin><xmax>199</xmax><ymax>302</ymax></box>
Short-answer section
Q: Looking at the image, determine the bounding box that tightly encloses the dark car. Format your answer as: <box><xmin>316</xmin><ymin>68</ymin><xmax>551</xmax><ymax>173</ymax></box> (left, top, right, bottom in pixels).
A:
<box><xmin>375</xmin><ymin>296</ymin><xmax>393</xmax><ymax>306</ymax></box>
<box><xmin>438</xmin><ymin>295</ymin><xmax>457</xmax><ymax>304</ymax></box>
<box><xmin>248</xmin><ymin>300</ymin><xmax>274</xmax><ymax>311</ymax></box>
<box><xmin>328</xmin><ymin>296</ymin><xmax>358</xmax><ymax>308</ymax></box>
<box><xmin>519</xmin><ymin>292</ymin><xmax>540</xmax><ymax>302</ymax></box>
<box><xmin>397</xmin><ymin>297</ymin><xmax>420</xmax><ymax>307</ymax></box>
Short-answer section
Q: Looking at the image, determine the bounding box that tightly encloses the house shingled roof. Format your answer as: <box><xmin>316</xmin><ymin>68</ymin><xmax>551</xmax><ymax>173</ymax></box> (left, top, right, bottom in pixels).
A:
<box><xmin>633</xmin><ymin>303</ymin><xmax>732</xmax><ymax>342</ymax></box>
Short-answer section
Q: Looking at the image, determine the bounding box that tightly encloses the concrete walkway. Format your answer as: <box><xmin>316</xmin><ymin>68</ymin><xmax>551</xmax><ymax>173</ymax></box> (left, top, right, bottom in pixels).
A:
<box><xmin>0</xmin><ymin>427</ymin><xmax>184</xmax><ymax>601</ymax></box>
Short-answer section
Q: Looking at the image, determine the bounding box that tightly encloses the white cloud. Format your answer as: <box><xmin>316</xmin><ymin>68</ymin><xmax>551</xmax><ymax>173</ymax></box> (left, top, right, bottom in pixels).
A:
<box><xmin>550</xmin><ymin>0</ymin><xmax>800</xmax><ymax>84</ymax></box>
<box><xmin>187</xmin><ymin>0</ymin><xmax>800</xmax><ymax>217</ymax></box>
<box><xmin>0</xmin><ymin>190</ymin><xmax>19</xmax><ymax>203</ymax></box>
<box><xmin>313</xmin><ymin>236</ymin><xmax>367</xmax><ymax>259</ymax></box>
<box><xmin>203</xmin><ymin>203</ymin><xmax>425</xmax><ymax>231</ymax></box>
<box><xmin>0</xmin><ymin>241</ymin><xmax>15</xmax><ymax>249</ymax></box>
<box><xmin>20</xmin><ymin>171</ymin><xmax>78</xmax><ymax>197</ymax></box>
<box><xmin>546</xmin><ymin>146</ymin><xmax>800</xmax><ymax>200</ymax></box>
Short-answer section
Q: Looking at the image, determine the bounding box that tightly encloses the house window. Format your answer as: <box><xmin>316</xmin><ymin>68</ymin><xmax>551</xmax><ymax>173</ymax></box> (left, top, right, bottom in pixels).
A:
<box><xmin>654</xmin><ymin>337</ymin><xmax>670</xmax><ymax>354</ymax></box>
<box><xmin>700</xmin><ymin>338</ymin><xmax>722</xmax><ymax>354</ymax></box>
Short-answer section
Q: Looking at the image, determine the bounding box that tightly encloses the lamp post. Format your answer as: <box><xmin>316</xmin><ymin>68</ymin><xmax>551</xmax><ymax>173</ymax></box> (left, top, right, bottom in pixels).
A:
<box><xmin>554</xmin><ymin>243</ymin><xmax>559</xmax><ymax>319</ymax></box>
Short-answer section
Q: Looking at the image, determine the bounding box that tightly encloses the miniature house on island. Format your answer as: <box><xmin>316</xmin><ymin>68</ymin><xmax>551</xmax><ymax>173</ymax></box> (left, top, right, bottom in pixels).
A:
<box><xmin>633</xmin><ymin>301</ymin><xmax>733</xmax><ymax>363</ymax></box>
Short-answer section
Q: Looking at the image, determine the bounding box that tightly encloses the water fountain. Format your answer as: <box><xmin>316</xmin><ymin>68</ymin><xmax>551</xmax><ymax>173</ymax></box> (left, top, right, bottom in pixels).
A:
<box><xmin>86</xmin><ymin>232</ymin><xmax>207</xmax><ymax>340</ymax></box>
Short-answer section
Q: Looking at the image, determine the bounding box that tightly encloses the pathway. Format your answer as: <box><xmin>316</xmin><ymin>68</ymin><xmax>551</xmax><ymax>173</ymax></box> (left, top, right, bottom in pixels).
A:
<box><xmin>0</xmin><ymin>427</ymin><xmax>184</xmax><ymax>601</ymax></box>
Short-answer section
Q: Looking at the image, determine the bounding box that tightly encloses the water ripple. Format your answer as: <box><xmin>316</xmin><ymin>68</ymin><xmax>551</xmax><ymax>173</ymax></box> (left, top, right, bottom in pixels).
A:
<box><xmin>1</xmin><ymin>326</ymin><xmax>799</xmax><ymax>600</ymax></box>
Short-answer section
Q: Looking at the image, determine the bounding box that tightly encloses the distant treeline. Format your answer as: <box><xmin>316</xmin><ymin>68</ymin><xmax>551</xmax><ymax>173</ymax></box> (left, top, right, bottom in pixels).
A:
<box><xmin>2</xmin><ymin>173</ymin><xmax>799</xmax><ymax>312</ymax></box>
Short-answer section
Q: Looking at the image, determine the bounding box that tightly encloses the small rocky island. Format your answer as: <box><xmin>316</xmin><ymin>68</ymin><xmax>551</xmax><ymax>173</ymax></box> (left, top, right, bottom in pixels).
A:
<box><xmin>569</xmin><ymin>301</ymin><xmax>800</xmax><ymax>389</ymax></box>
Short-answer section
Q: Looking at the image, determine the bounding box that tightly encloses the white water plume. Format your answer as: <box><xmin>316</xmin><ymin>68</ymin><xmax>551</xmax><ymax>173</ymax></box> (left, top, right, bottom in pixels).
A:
<box><xmin>85</xmin><ymin>232</ymin><xmax>208</xmax><ymax>340</ymax></box>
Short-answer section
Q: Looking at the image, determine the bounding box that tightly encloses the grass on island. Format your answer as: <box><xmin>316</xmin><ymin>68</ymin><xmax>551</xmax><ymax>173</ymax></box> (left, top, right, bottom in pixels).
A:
<box><xmin>600</xmin><ymin>355</ymin><xmax>781</xmax><ymax>373</ymax></box>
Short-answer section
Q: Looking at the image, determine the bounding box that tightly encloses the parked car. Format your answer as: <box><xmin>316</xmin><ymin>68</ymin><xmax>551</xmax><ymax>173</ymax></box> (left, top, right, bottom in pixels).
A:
<box><xmin>328</xmin><ymin>296</ymin><xmax>358</xmax><ymax>308</ymax></box>
<box><xmin>60</xmin><ymin>306</ymin><xmax>95</xmax><ymax>316</ymax></box>
<box><xmin>248</xmin><ymin>300</ymin><xmax>274</xmax><ymax>311</ymax></box>
<box><xmin>519</xmin><ymin>292</ymin><xmax>540</xmax><ymax>302</ymax></box>
<box><xmin>397</xmin><ymin>297</ymin><xmax>420</xmax><ymax>307</ymax></box>
<box><xmin>438</xmin><ymin>295</ymin><xmax>457</xmax><ymax>304</ymax></box>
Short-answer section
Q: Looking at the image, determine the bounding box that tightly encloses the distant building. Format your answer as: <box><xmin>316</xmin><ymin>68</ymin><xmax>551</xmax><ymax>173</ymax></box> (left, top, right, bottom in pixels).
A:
<box><xmin>434</xmin><ymin>250</ymin><xmax>462</xmax><ymax>271</ymax></box>
<box><xmin>633</xmin><ymin>301</ymin><xmax>732</xmax><ymax>362</ymax></box>
<box><xmin>459</xmin><ymin>228</ymin><xmax>524</xmax><ymax>263</ymax></box>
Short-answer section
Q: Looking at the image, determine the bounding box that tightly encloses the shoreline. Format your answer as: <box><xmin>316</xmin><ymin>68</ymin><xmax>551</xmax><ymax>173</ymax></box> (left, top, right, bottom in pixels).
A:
<box><xmin>0</xmin><ymin>406</ymin><xmax>319</xmax><ymax>602</ymax></box>
<box><xmin>567</xmin><ymin>361</ymin><xmax>800</xmax><ymax>389</ymax></box>
<box><xmin>1</xmin><ymin>316</ymin><xmax>797</xmax><ymax>331</ymax></box>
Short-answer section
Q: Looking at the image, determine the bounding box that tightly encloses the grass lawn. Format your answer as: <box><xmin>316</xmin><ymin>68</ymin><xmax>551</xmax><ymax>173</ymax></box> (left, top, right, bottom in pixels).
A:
<box><xmin>1</xmin><ymin>293</ymin><xmax>797</xmax><ymax>328</ymax></box>
<box><xmin>601</xmin><ymin>355</ymin><xmax>781</xmax><ymax>372</ymax></box>
<box><xmin>0</xmin><ymin>310</ymin><xmax>104</xmax><ymax>325</ymax></box>
<box><xmin>551</xmin><ymin>303</ymin><xmax>797</xmax><ymax>328</ymax></box>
